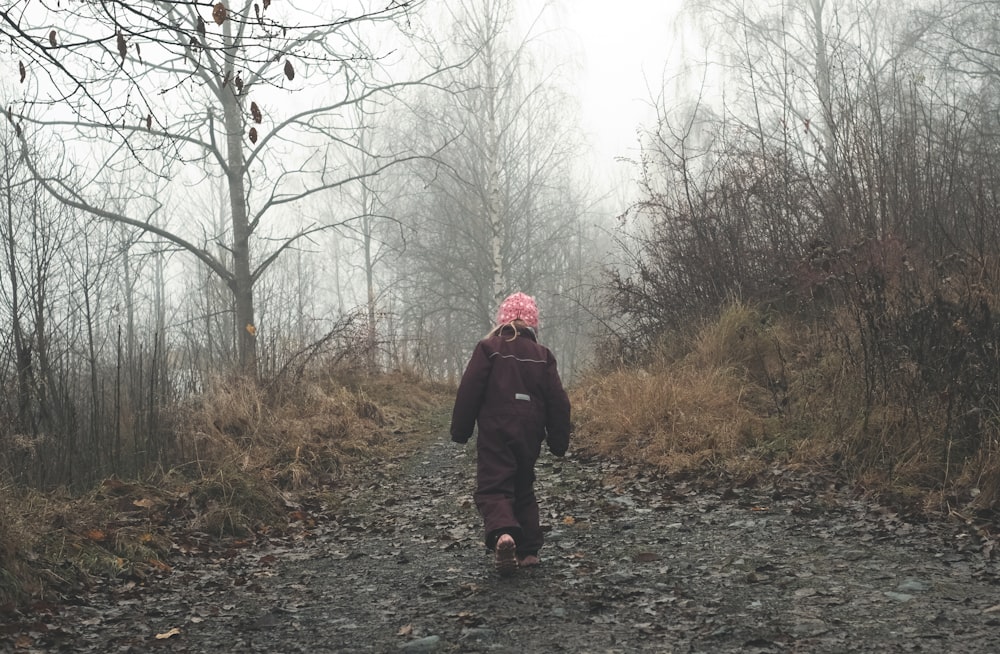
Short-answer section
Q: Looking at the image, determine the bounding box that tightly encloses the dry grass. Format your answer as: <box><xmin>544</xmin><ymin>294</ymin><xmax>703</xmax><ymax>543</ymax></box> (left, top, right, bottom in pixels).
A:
<box><xmin>0</xmin><ymin>479</ymin><xmax>171</xmax><ymax>605</ymax></box>
<box><xmin>573</xmin><ymin>304</ymin><xmax>780</xmax><ymax>475</ymax></box>
<box><xmin>0</xmin><ymin>369</ymin><xmax>453</xmax><ymax>605</ymax></box>
<box><xmin>0</xmin><ymin>484</ymin><xmax>38</xmax><ymax>604</ymax></box>
<box><xmin>575</xmin><ymin>301</ymin><xmax>1000</xmax><ymax>521</ymax></box>
<box><xmin>171</xmin><ymin>370</ymin><xmax>449</xmax><ymax>493</ymax></box>
<box><xmin>575</xmin><ymin>305</ymin><xmax>821</xmax><ymax>478</ymax></box>
<box><xmin>573</xmin><ymin>362</ymin><xmax>765</xmax><ymax>473</ymax></box>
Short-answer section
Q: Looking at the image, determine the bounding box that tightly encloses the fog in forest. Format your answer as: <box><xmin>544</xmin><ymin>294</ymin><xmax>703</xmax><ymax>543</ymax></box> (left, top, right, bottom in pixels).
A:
<box><xmin>3</xmin><ymin>0</ymin><xmax>1000</xmax><ymax>488</ymax></box>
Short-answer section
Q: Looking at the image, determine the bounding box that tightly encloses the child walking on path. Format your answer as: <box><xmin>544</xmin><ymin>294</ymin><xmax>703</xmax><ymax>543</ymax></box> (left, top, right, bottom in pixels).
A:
<box><xmin>450</xmin><ymin>292</ymin><xmax>572</xmax><ymax>576</ymax></box>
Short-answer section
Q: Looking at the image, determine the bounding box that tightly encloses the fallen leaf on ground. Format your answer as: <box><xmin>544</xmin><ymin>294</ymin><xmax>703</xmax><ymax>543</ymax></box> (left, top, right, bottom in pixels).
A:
<box><xmin>155</xmin><ymin>627</ymin><xmax>181</xmax><ymax>640</ymax></box>
<box><xmin>84</xmin><ymin>529</ymin><xmax>106</xmax><ymax>541</ymax></box>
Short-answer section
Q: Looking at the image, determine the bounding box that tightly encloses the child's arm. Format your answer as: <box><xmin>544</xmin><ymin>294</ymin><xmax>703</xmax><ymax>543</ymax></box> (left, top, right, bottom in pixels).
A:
<box><xmin>450</xmin><ymin>342</ymin><xmax>492</xmax><ymax>444</ymax></box>
<box><xmin>543</xmin><ymin>353</ymin><xmax>572</xmax><ymax>456</ymax></box>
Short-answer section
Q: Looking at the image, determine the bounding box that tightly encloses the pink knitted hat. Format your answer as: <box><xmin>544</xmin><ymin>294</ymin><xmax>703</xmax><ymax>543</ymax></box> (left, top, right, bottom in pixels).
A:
<box><xmin>496</xmin><ymin>292</ymin><xmax>539</xmax><ymax>328</ymax></box>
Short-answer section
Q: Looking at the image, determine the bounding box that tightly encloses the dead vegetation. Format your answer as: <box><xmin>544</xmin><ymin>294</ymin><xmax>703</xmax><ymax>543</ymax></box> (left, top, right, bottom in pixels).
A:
<box><xmin>6</xmin><ymin>290</ymin><xmax>1000</xmax><ymax>610</ymax></box>
<box><xmin>574</xmin><ymin>304</ymin><xmax>779</xmax><ymax>475</ymax></box>
<box><xmin>574</xmin><ymin>296</ymin><xmax>1000</xmax><ymax>526</ymax></box>
<box><xmin>0</xmin><ymin>370</ymin><xmax>453</xmax><ymax>607</ymax></box>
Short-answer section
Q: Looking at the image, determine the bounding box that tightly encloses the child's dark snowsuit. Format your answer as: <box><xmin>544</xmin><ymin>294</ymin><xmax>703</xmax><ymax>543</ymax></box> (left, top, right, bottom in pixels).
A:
<box><xmin>450</xmin><ymin>323</ymin><xmax>571</xmax><ymax>556</ymax></box>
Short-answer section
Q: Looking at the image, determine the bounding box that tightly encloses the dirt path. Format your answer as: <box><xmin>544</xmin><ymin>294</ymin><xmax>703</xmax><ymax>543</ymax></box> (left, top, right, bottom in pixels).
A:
<box><xmin>3</xmin><ymin>434</ymin><xmax>1000</xmax><ymax>653</ymax></box>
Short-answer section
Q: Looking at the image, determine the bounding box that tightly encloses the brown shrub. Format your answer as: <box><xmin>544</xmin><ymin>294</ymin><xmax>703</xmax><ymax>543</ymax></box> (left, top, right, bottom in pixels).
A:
<box><xmin>581</xmin><ymin>290</ymin><xmax>1000</xmax><ymax>521</ymax></box>
<box><xmin>572</xmin><ymin>360</ymin><xmax>766</xmax><ymax>474</ymax></box>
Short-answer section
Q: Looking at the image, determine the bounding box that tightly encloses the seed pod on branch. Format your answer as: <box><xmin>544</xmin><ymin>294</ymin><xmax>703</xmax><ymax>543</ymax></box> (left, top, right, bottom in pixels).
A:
<box><xmin>212</xmin><ymin>3</ymin><xmax>227</xmax><ymax>26</ymax></box>
<box><xmin>251</xmin><ymin>101</ymin><xmax>262</xmax><ymax>124</ymax></box>
<box><xmin>48</xmin><ymin>30</ymin><xmax>57</xmax><ymax>47</ymax></box>
<box><xmin>283</xmin><ymin>59</ymin><xmax>294</xmax><ymax>81</ymax></box>
<box><xmin>19</xmin><ymin>62</ymin><xmax>26</xmax><ymax>83</ymax></box>
<box><xmin>116</xmin><ymin>32</ymin><xmax>127</xmax><ymax>59</ymax></box>
<box><xmin>249</xmin><ymin>127</ymin><xmax>258</xmax><ymax>144</ymax></box>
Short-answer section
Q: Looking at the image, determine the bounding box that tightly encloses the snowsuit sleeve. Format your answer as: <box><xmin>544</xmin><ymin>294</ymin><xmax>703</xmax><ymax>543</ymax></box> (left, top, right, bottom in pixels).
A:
<box><xmin>450</xmin><ymin>341</ymin><xmax>492</xmax><ymax>444</ymax></box>
<box><xmin>543</xmin><ymin>351</ymin><xmax>572</xmax><ymax>457</ymax></box>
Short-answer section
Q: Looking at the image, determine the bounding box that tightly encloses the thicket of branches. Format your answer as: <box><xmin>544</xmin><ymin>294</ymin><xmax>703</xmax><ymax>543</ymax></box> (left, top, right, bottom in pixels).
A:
<box><xmin>0</xmin><ymin>126</ymin><xmax>373</xmax><ymax>489</ymax></box>
<box><xmin>0</xmin><ymin>0</ymin><xmax>437</xmax><ymax>489</ymax></box>
<box><xmin>606</xmin><ymin>0</ymin><xmax>1000</xmax><ymax>347</ymax></box>
<box><xmin>0</xmin><ymin>0</ymin><xmax>599</xmax><ymax>490</ymax></box>
<box><xmin>601</xmin><ymin>0</ymin><xmax>1000</xmax><ymax>498</ymax></box>
<box><xmin>379</xmin><ymin>0</ymin><xmax>597</xmax><ymax>382</ymax></box>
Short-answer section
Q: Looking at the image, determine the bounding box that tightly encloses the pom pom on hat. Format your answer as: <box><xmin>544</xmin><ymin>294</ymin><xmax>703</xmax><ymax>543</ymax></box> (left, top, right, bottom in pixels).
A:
<box><xmin>496</xmin><ymin>292</ymin><xmax>539</xmax><ymax>328</ymax></box>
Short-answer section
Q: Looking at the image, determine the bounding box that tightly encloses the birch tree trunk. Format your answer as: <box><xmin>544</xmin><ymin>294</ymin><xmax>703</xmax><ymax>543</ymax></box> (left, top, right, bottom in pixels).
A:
<box><xmin>484</xmin><ymin>34</ymin><xmax>507</xmax><ymax>309</ymax></box>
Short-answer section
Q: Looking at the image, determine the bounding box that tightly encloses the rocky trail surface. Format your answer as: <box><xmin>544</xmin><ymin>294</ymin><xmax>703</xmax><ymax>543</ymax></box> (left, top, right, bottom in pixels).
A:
<box><xmin>3</xmin><ymin>434</ymin><xmax>1000</xmax><ymax>653</ymax></box>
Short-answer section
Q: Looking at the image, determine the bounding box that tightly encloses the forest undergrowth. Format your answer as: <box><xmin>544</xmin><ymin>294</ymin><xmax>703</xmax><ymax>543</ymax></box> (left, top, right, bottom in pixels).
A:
<box><xmin>575</xmin><ymin>298</ymin><xmax>1000</xmax><ymax>534</ymax></box>
<box><xmin>0</xmin><ymin>370</ymin><xmax>454</xmax><ymax>607</ymax></box>
<box><xmin>3</xmin><ymin>292</ymin><xmax>1000</xmax><ymax>608</ymax></box>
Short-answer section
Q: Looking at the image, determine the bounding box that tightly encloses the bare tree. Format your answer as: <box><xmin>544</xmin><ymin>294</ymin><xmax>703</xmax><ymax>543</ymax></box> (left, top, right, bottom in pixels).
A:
<box><xmin>334</xmin><ymin>100</ymin><xmax>402</xmax><ymax>373</ymax></box>
<box><xmin>386</xmin><ymin>0</ymin><xmax>592</xmax><ymax>375</ymax></box>
<box><xmin>6</xmin><ymin>1</ymin><xmax>441</xmax><ymax>375</ymax></box>
<box><xmin>0</xmin><ymin>129</ymin><xmax>41</xmax><ymax>436</ymax></box>
<box><xmin>0</xmin><ymin>121</ymin><xmax>141</xmax><ymax>487</ymax></box>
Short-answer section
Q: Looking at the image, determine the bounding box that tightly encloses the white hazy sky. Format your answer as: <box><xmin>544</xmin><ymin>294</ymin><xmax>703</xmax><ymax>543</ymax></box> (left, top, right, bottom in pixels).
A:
<box><xmin>4</xmin><ymin>1</ymin><xmax>692</xmax><ymax>189</ymax></box>
<box><xmin>554</xmin><ymin>0</ymin><xmax>686</xmax><ymax>171</ymax></box>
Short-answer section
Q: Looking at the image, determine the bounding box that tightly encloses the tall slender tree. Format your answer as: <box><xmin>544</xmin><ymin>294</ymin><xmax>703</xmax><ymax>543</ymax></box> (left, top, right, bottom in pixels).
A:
<box><xmin>387</xmin><ymin>0</ymin><xmax>592</xmax><ymax>375</ymax></box>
